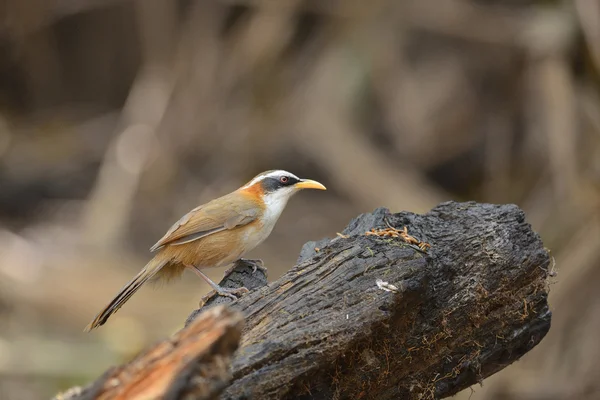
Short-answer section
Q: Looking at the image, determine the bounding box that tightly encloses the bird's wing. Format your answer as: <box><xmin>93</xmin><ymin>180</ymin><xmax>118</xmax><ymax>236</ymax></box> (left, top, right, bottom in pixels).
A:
<box><xmin>149</xmin><ymin>192</ymin><xmax>261</xmax><ymax>252</ymax></box>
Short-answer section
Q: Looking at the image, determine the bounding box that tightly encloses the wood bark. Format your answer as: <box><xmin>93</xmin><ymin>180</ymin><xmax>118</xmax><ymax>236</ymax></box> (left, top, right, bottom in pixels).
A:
<box><xmin>54</xmin><ymin>306</ymin><xmax>243</xmax><ymax>400</ymax></box>
<box><xmin>57</xmin><ymin>201</ymin><xmax>552</xmax><ymax>400</ymax></box>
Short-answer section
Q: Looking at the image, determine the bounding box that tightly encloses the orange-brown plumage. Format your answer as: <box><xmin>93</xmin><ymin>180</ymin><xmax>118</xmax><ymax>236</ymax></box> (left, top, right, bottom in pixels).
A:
<box><xmin>84</xmin><ymin>170</ymin><xmax>325</xmax><ymax>331</ymax></box>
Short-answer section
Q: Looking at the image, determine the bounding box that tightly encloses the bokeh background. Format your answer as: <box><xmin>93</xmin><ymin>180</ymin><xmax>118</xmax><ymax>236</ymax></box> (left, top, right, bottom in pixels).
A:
<box><xmin>0</xmin><ymin>0</ymin><xmax>599</xmax><ymax>399</ymax></box>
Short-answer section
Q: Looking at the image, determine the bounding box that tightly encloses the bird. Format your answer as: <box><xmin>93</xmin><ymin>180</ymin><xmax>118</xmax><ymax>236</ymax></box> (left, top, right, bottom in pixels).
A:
<box><xmin>84</xmin><ymin>170</ymin><xmax>326</xmax><ymax>331</ymax></box>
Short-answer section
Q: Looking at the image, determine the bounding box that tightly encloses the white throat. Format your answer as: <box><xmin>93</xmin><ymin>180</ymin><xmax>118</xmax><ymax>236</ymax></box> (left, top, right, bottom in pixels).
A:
<box><xmin>261</xmin><ymin>186</ymin><xmax>297</xmax><ymax>227</ymax></box>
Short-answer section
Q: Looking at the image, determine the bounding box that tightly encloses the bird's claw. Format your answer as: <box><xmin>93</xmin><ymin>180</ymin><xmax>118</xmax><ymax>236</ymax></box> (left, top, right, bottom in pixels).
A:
<box><xmin>214</xmin><ymin>286</ymin><xmax>250</xmax><ymax>300</ymax></box>
<box><xmin>239</xmin><ymin>258</ymin><xmax>264</xmax><ymax>267</ymax></box>
<box><xmin>224</xmin><ymin>258</ymin><xmax>268</xmax><ymax>277</ymax></box>
<box><xmin>199</xmin><ymin>286</ymin><xmax>249</xmax><ymax>306</ymax></box>
<box><xmin>240</xmin><ymin>258</ymin><xmax>268</xmax><ymax>275</ymax></box>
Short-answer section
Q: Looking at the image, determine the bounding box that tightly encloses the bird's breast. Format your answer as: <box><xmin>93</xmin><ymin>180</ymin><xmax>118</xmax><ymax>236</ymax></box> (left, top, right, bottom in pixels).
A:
<box><xmin>239</xmin><ymin>193</ymin><xmax>289</xmax><ymax>250</ymax></box>
<box><xmin>238</xmin><ymin>218</ymin><xmax>275</xmax><ymax>251</ymax></box>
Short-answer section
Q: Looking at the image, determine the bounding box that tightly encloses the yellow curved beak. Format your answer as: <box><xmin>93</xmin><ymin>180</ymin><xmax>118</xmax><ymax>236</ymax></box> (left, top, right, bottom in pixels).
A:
<box><xmin>295</xmin><ymin>179</ymin><xmax>327</xmax><ymax>191</ymax></box>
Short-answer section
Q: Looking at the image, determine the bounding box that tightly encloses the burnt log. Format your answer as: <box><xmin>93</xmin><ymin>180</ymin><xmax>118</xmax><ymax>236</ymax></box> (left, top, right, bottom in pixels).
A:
<box><xmin>57</xmin><ymin>201</ymin><xmax>552</xmax><ymax>400</ymax></box>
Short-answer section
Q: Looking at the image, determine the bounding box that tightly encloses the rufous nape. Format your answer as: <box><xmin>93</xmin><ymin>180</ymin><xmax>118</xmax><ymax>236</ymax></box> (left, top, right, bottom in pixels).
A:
<box><xmin>85</xmin><ymin>170</ymin><xmax>326</xmax><ymax>331</ymax></box>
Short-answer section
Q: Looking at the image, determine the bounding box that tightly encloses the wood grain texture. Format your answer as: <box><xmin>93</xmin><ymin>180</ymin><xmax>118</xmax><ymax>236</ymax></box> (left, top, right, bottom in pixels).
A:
<box><xmin>55</xmin><ymin>306</ymin><xmax>243</xmax><ymax>400</ymax></box>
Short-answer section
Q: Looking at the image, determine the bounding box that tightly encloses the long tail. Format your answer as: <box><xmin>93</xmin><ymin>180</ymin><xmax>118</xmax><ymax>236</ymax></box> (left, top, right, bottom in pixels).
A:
<box><xmin>84</xmin><ymin>257</ymin><xmax>168</xmax><ymax>331</ymax></box>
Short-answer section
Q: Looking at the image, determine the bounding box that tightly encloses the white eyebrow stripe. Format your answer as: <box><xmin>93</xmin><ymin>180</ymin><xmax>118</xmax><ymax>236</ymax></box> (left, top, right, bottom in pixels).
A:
<box><xmin>241</xmin><ymin>170</ymin><xmax>300</xmax><ymax>189</ymax></box>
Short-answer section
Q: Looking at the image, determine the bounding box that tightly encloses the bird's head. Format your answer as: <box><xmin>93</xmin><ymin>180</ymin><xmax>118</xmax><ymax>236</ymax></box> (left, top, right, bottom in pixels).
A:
<box><xmin>240</xmin><ymin>170</ymin><xmax>326</xmax><ymax>210</ymax></box>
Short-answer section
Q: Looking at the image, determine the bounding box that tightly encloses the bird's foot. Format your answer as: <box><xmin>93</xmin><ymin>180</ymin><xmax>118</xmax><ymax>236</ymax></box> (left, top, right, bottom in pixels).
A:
<box><xmin>199</xmin><ymin>285</ymin><xmax>249</xmax><ymax>306</ymax></box>
<box><xmin>224</xmin><ymin>258</ymin><xmax>268</xmax><ymax>277</ymax></box>
<box><xmin>239</xmin><ymin>258</ymin><xmax>268</xmax><ymax>275</ymax></box>
<box><xmin>212</xmin><ymin>285</ymin><xmax>250</xmax><ymax>301</ymax></box>
<box><xmin>189</xmin><ymin>265</ymin><xmax>250</xmax><ymax>302</ymax></box>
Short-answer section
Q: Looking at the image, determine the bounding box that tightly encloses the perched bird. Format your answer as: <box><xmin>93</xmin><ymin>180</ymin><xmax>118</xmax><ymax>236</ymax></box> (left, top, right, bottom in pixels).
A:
<box><xmin>84</xmin><ymin>170</ymin><xmax>326</xmax><ymax>331</ymax></box>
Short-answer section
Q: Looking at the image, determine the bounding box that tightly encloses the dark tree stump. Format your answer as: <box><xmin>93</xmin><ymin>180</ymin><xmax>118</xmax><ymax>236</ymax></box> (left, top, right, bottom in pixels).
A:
<box><xmin>58</xmin><ymin>201</ymin><xmax>552</xmax><ymax>400</ymax></box>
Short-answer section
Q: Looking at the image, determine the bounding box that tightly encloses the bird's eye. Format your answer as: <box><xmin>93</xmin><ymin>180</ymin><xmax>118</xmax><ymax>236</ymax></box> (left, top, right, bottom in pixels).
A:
<box><xmin>280</xmin><ymin>176</ymin><xmax>289</xmax><ymax>184</ymax></box>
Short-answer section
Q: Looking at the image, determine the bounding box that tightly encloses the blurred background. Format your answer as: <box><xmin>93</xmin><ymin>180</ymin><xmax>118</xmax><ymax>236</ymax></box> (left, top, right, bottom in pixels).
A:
<box><xmin>0</xmin><ymin>0</ymin><xmax>599</xmax><ymax>399</ymax></box>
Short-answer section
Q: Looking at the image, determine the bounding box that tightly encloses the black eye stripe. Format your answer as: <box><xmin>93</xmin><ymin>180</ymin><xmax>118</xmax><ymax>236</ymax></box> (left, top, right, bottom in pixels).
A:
<box><xmin>261</xmin><ymin>178</ymin><xmax>280</xmax><ymax>192</ymax></box>
<box><xmin>261</xmin><ymin>176</ymin><xmax>299</xmax><ymax>192</ymax></box>
<box><xmin>283</xmin><ymin>176</ymin><xmax>299</xmax><ymax>186</ymax></box>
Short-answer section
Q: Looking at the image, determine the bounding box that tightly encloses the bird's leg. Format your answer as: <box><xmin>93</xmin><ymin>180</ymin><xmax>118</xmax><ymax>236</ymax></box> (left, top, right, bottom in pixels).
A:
<box><xmin>189</xmin><ymin>265</ymin><xmax>249</xmax><ymax>300</ymax></box>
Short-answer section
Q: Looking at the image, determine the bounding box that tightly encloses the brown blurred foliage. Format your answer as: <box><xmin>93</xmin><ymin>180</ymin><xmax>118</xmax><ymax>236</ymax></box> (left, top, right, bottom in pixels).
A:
<box><xmin>0</xmin><ymin>0</ymin><xmax>599</xmax><ymax>399</ymax></box>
